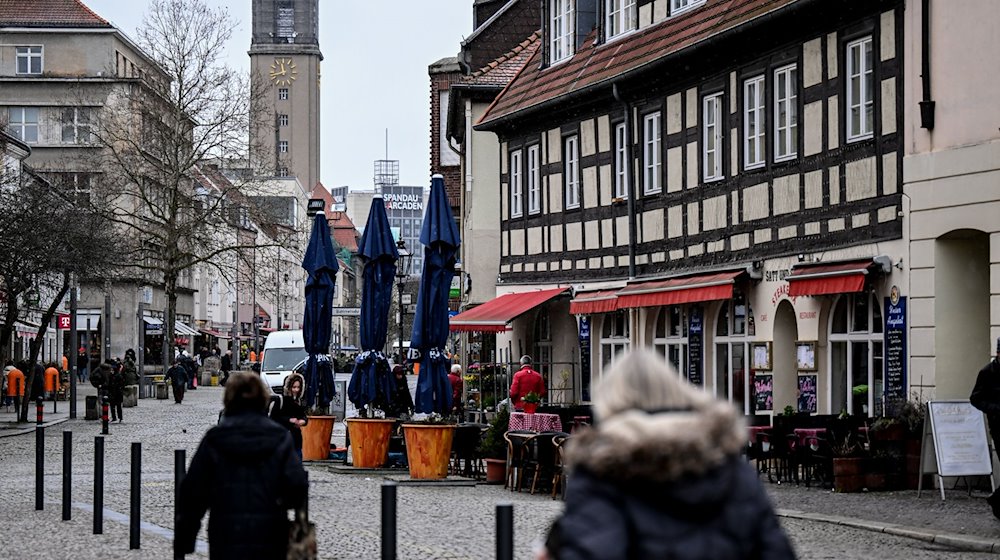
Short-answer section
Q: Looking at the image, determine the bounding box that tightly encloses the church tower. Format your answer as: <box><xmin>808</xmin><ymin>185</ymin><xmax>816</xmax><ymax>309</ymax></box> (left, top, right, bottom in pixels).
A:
<box><xmin>249</xmin><ymin>0</ymin><xmax>322</xmax><ymax>192</ymax></box>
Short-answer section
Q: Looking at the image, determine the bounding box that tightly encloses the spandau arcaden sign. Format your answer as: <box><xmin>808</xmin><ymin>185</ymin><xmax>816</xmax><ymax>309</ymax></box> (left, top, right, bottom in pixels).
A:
<box><xmin>383</xmin><ymin>193</ymin><xmax>423</xmax><ymax>211</ymax></box>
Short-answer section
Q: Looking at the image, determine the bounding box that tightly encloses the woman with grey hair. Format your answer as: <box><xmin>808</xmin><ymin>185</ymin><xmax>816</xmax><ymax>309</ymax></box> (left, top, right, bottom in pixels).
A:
<box><xmin>541</xmin><ymin>348</ymin><xmax>795</xmax><ymax>560</ymax></box>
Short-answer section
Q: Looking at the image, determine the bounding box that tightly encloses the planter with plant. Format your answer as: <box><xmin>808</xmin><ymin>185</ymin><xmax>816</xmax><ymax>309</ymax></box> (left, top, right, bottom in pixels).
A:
<box><xmin>898</xmin><ymin>396</ymin><xmax>926</xmax><ymax>488</ymax></box>
<box><xmin>831</xmin><ymin>433</ymin><xmax>865</xmax><ymax>493</ymax></box>
<box><xmin>522</xmin><ymin>391</ymin><xmax>542</xmax><ymax>414</ymax></box>
<box><xmin>402</xmin><ymin>413</ymin><xmax>458</xmax><ymax>479</ymax></box>
<box><xmin>345</xmin><ymin>353</ymin><xmax>398</xmax><ymax>468</ymax></box>
<box><xmin>479</xmin><ymin>407</ymin><xmax>510</xmax><ymax>484</ymax></box>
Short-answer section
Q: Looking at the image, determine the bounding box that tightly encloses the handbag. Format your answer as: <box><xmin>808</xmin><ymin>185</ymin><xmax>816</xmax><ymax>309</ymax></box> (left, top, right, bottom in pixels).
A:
<box><xmin>287</xmin><ymin>507</ymin><xmax>317</xmax><ymax>560</ymax></box>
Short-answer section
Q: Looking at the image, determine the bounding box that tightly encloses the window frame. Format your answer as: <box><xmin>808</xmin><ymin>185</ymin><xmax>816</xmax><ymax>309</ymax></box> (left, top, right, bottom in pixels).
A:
<box><xmin>278</xmin><ymin>88</ymin><xmax>289</xmax><ymax>101</ymax></box>
<box><xmin>527</xmin><ymin>144</ymin><xmax>541</xmax><ymax>215</ymax></box>
<box><xmin>549</xmin><ymin>0</ymin><xmax>575</xmax><ymax>65</ymax></box>
<box><xmin>564</xmin><ymin>135</ymin><xmax>580</xmax><ymax>209</ymax></box>
<box><xmin>605</xmin><ymin>0</ymin><xmax>637</xmax><ymax>41</ymax></box>
<box><xmin>278</xmin><ymin>114</ymin><xmax>289</xmax><ymax>126</ymax></box>
<box><xmin>642</xmin><ymin>111</ymin><xmax>662</xmax><ymax>195</ymax></box>
<box><xmin>15</xmin><ymin>46</ymin><xmax>43</xmax><ymax>75</ymax></box>
<box><xmin>743</xmin><ymin>75</ymin><xmax>765</xmax><ymax>170</ymax></box>
<box><xmin>829</xmin><ymin>292</ymin><xmax>884</xmax><ymax>416</ymax></box>
<box><xmin>702</xmin><ymin>93</ymin><xmax>724</xmax><ymax>182</ymax></box>
<box><xmin>61</xmin><ymin>107</ymin><xmax>92</xmax><ymax>144</ymax></box>
<box><xmin>614</xmin><ymin>122</ymin><xmax>628</xmax><ymax>199</ymax></box>
<box><xmin>670</xmin><ymin>0</ymin><xmax>706</xmax><ymax>16</ymax></box>
<box><xmin>278</xmin><ymin>140</ymin><xmax>289</xmax><ymax>153</ymax></box>
<box><xmin>846</xmin><ymin>36</ymin><xmax>874</xmax><ymax>142</ymax></box>
<box><xmin>773</xmin><ymin>64</ymin><xmax>798</xmax><ymax>161</ymax></box>
<box><xmin>510</xmin><ymin>149</ymin><xmax>523</xmax><ymax>218</ymax></box>
<box><xmin>8</xmin><ymin>107</ymin><xmax>39</xmax><ymax>144</ymax></box>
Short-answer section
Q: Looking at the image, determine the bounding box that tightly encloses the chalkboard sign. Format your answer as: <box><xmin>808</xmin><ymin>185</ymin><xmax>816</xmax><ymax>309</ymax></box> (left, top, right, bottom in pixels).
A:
<box><xmin>754</xmin><ymin>374</ymin><xmax>773</xmax><ymax>412</ymax></box>
<box><xmin>927</xmin><ymin>400</ymin><xmax>992</xmax><ymax>476</ymax></box>
<box><xmin>797</xmin><ymin>375</ymin><xmax>817</xmax><ymax>413</ymax></box>
<box><xmin>687</xmin><ymin>306</ymin><xmax>703</xmax><ymax>386</ymax></box>
<box><xmin>884</xmin><ymin>294</ymin><xmax>907</xmax><ymax>401</ymax></box>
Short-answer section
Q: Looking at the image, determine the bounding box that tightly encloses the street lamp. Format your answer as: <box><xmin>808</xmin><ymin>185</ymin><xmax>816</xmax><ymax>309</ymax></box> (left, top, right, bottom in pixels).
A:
<box><xmin>395</xmin><ymin>239</ymin><xmax>412</xmax><ymax>366</ymax></box>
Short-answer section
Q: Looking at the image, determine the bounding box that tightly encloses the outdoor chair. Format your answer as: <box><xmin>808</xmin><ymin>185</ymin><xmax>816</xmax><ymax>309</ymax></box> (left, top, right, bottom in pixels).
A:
<box><xmin>550</xmin><ymin>435</ymin><xmax>569</xmax><ymax>500</ymax></box>
<box><xmin>525</xmin><ymin>431</ymin><xmax>570</xmax><ymax>495</ymax></box>
<box><xmin>801</xmin><ymin>435</ymin><xmax>833</xmax><ymax>488</ymax></box>
<box><xmin>450</xmin><ymin>423</ymin><xmax>487</xmax><ymax>479</ymax></box>
<box><xmin>503</xmin><ymin>430</ymin><xmax>536</xmax><ymax>492</ymax></box>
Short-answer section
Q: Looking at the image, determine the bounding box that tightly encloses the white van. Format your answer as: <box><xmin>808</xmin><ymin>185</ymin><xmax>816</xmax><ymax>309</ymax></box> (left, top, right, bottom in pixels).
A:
<box><xmin>259</xmin><ymin>330</ymin><xmax>308</xmax><ymax>394</ymax></box>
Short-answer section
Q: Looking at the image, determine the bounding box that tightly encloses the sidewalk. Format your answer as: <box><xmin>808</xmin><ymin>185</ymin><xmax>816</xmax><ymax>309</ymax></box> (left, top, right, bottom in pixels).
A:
<box><xmin>0</xmin><ymin>399</ymin><xmax>73</xmax><ymax>437</ymax></box>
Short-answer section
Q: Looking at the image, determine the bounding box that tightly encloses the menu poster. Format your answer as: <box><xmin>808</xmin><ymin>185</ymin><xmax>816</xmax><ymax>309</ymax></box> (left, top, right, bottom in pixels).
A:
<box><xmin>687</xmin><ymin>305</ymin><xmax>703</xmax><ymax>386</ymax></box>
<box><xmin>797</xmin><ymin>375</ymin><xmax>817</xmax><ymax>414</ymax></box>
<box><xmin>754</xmin><ymin>374</ymin><xmax>773</xmax><ymax>411</ymax></box>
<box><xmin>884</xmin><ymin>295</ymin><xmax>907</xmax><ymax>402</ymax></box>
<box><xmin>927</xmin><ymin>400</ymin><xmax>992</xmax><ymax>477</ymax></box>
<box><xmin>579</xmin><ymin>317</ymin><xmax>591</xmax><ymax>402</ymax></box>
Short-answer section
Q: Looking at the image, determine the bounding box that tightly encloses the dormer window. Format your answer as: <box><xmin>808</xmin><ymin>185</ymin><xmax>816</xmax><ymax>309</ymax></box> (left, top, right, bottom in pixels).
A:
<box><xmin>606</xmin><ymin>0</ymin><xmax>636</xmax><ymax>40</ymax></box>
<box><xmin>549</xmin><ymin>0</ymin><xmax>575</xmax><ymax>64</ymax></box>
<box><xmin>671</xmin><ymin>0</ymin><xmax>706</xmax><ymax>16</ymax></box>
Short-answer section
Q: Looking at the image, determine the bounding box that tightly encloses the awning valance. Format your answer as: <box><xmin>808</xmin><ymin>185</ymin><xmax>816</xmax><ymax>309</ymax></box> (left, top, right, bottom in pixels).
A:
<box><xmin>175</xmin><ymin>321</ymin><xmax>198</xmax><ymax>336</ymax></box>
<box><xmin>199</xmin><ymin>328</ymin><xmax>230</xmax><ymax>339</ymax></box>
<box><xmin>786</xmin><ymin>259</ymin><xmax>884</xmax><ymax>297</ymax></box>
<box><xmin>616</xmin><ymin>271</ymin><xmax>744</xmax><ymax>309</ymax></box>
<box><xmin>569</xmin><ymin>290</ymin><xmax>620</xmax><ymax>315</ymax></box>
<box><xmin>449</xmin><ymin>287</ymin><xmax>568</xmax><ymax>332</ymax></box>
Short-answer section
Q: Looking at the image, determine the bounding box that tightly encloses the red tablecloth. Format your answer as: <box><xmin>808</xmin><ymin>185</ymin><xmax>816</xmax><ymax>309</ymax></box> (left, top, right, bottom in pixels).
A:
<box><xmin>793</xmin><ymin>428</ymin><xmax>827</xmax><ymax>447</ymax></box>
<box><xmin>509</xmin><ymin>412</ymin><xmax>563</xmax><ymax>432</ymax></box>
<box><xmin>748</xmin><ymin>426</ymin><xmax>770</xmax><ymax>444</ymax></box>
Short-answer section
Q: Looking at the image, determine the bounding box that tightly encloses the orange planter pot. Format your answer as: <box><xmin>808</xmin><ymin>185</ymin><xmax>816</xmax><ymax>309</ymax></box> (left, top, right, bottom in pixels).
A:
<box><xmin>301</xmin><ymin>415</ymin><xmax>335</xmax><ymax>461</ymax></box>
<box><xmin>346</xmin><ymin>418</ymin><xmax>396</xmax><ymax>468</ymax></box>
<box><xmin>402</xmin><ymin>424</ymin><xmax>456</xmax><ymax>479</ymax></box>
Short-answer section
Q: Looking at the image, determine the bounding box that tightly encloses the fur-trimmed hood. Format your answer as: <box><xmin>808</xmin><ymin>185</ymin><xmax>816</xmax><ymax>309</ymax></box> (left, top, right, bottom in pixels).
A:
<box><xmin>283</xmin><ymin>372</ymin><xmax>305</xmax><ymax>401</ymax></box>
<box><xmin>566</xmin><ymin>399</ymin><xmax>746</xmax><ymax>484</ymax></box>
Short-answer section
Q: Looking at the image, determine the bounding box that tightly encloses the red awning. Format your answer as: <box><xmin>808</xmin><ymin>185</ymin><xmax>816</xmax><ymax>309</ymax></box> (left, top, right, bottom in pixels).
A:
<box><xmin>616</xmin><ymin>271</ymin><xmax>744</xmax><ymax>309</ymax></box>
<box><xmin>569</xmin><ymin>290</ymin><xmax>620</xmax><ymax>315</ymax></box>
<box><xmin>450</xmin><ymin>287</ymin><xmax>568</xmax><ymax>332</ymax></box>
<box><xmin>787</xmin><ymin>260</ymin><xmax>873</xmax><ymax>297</ymax></box>
<box><xmin>198</xmin><ymin>328</ymin><xmax>230</xmax><ymax>339</ymax></box>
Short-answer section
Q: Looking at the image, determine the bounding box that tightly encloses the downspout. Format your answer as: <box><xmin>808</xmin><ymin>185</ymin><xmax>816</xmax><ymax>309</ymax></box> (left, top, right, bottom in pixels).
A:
<box><xmin>612</xmin><ymin>83</ymin><xmax>637</xmax><ymax>280</ymax></box>
<box><xmin>919</xmin><ymin>0</ymin><xmax>935</xmax><ymax>129</ymax></box>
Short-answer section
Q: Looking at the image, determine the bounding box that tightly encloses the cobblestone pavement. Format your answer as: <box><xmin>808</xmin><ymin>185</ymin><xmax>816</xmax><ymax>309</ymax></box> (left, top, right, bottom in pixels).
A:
<box><xmin>1</xmin><ymin>385</ymin><xmax>998</xmax><ymax>559</ymax></box>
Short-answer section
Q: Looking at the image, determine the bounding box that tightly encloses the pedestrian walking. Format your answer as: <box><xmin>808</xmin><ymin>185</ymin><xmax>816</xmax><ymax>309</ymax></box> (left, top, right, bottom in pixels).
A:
<box><xmin>123</xmin><ymin>349</ymin><xmax>139</xmax><ymax>386</ymax></box>
<box><xmin>970</xmin><ymin>336</ymin><xmax>1000</xmax><ymax>518</ymax></box>
<box><xmin>180</xmin><ymin>351</ymin><xmax>198</xmax><ymax>390</ymax></box>
<box><xmin>269</xmin><ymin>372</ymin><xmax>308</xmax><ymax>459</ymax></box>
<box><xmin>509</xmin><ymin>355</ymin><xmax>546</xmax><ymax>411</ymax></box>
<box><xmin>220</xmin><ymin>350</ymin><xmax>233</xmax><ymax>386</ymax></box>
<box><xmin>108</xmin><ymin>361</ymin><xmax>126</xmax><ymax>422</ymax></box>
<box><xmin>449</xmin><ymin>364</ymin><xmax>465</xmax><ymax>417</ymax></box>
<box><xmin>165</xmin><ymin>358</ymin><xmax>188</xmax><ymax>404</ymax></box>
<box><xmin>538</xmin><ymin>348</ymin><xmax>795</xmax><ymax>560</ymax></box>
<box><xmin>77</xmin><ymin>348</ymin><xmax>88</xmax><ymax>383</ymax></box>
<box><xmin>176</xmin><ymin>372</ymin><xmax>309</xmax><ymax>559</ymax></box>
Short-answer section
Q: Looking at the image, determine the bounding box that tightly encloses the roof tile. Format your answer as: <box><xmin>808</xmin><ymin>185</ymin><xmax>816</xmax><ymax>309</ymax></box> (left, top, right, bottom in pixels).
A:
<box><xmin>0</xmin><ymin>0</ymin><xmax>111</xmax><ymax>28</ymax></box>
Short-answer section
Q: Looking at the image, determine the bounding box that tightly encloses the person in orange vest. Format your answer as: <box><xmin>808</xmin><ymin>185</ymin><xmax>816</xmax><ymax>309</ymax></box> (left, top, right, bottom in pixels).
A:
<box><xmin>249</xmin><ymin>349</ymin><xmax>258</xmax><ymax>363</ymax></box>
<box><xmin>61</xmin><ymin>354</ymin><xmax>69</xmax><ymax>373</ymax></box>
<box><xmin>44</xmin><ymin>363</ymin><xmax>60</xmax><ymax>398</ymax></box>
<box><xmin>6</xmin><ymin>363</ymin><xmax>25</xmax><ymax>410</ymax></box>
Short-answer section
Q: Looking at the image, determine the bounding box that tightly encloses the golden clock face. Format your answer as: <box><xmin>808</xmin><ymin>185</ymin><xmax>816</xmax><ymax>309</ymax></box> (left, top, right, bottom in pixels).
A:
<box><xmin>269</xmin><ymin>58</ymin><xmax>298</xmax><ymax>86</ymax></box>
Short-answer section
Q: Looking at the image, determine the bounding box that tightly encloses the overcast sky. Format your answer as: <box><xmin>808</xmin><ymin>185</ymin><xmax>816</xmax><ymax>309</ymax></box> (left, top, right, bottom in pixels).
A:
<box><xmin>83</xmin><ymin>0</ymin><xmax>472</xmax><ymax>191</ymax></box>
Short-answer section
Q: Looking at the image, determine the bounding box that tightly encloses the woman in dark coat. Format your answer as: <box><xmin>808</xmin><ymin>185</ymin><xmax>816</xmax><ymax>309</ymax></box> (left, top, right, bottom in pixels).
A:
<box><xmin>107</xmin><ymin>362</ymin><xmax>126</xmax><ymax>422</ymax></box>
<box><xmin>542</xmin><ymin>349</ymin><xmax>795</xmax><ymax>560</ymax></box>
<box><xmin>176</xmin><ymin>373</ymin><xmax>309</xmax><ymax>559</ymax></box>
<box><xmin>269</xmin><ymin>372</ymin><xmax>309</xmax><ymax>458</ymax></box>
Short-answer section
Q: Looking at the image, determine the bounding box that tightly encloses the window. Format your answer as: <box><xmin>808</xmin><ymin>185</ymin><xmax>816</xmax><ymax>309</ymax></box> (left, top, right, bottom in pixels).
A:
<box><xmin>8</xmin><ymin>107</ymin><xmax>39</xmax><ymax>143</ymax></box>
<box><xmin>16</xmin><ymin>46</ymin><xmax>42</xmax><ymax>75</ymax></box>
<box><xmin>671</xmin><ymin>0</ymin><xmax>705</xmax><ymax>15</ymax></box>
<box><xmin>278</xmin><ymin>88</ymin><xmax>289</xmax><ymax>101</ymax></box>
<box><xmin>774</xmin><ymin>65</ymin><xmax>798</xmax><ymax>160</ymax></box>
<box><xmin>846</xmin><ymin>36</ymin><xmax>874</xmax><ymax>141</ymax></box>
<box><xmin>564</xmin><ymin>135</ymin><xmax>580</xmax><ymax>209</ymax></box>
<box><xmin>61</xmin><ymin>108</ymin><xmax>91</xmax><ymax>144</ymax></box>
<box><xmin>510</xmin><ymin>149</ymin><xmax>523</xmax><ymax>218</ymax></box>
<box><xmin>614</xmin><ymin>122</ymin><xmax>628</xmax><ymax>199</ymax></box>
<box><xmin>829</xmin><ymin>293</ymin><xmax>884</xmax><ymax>416</ymax></box>
<box><xmin>642</xmin><ymin>112</ymin><xmax>661</xmax><ymax>194</ymax></box>
<box><xmin>527</xmin><ymin>144</ymin><xmax>541</xmax><ymax>214</ymax></box>
<box><xmin>714</xmin><ymin>293</ymin><xmax>751</xmax><ymax>413</ymax></box>
<box><xmin>549</xmin><ymin>0</ymin><xmax>574</xmax><ymax>64</ymax></box>
<box><xmin>600</xmin><ymin>310</ymin><xmax>630</xmax><ymax>377</ymax></box>
<box><xmin>278</xmin><ymin>114</ymin><xmax>289</xmax><ymax>126</ymax></box>
<box><xmin>743</xmin><ymin>75</ymin><xmax>765</xmax><ymax>169</ymax></box>
<box><xmin>46</xmin><ymin>172</ymin><xmax>93</xmax><ymax>205</ymax></box>
<box><xmin>278</xmin><ymin>140</ymin><xmax>289</xmax><ymax>153</ymax></box>
<box><xmin>653</xmin><ymin>306</ymin><xmax>687</xmax><ymax>378</ymax></box>
<box><xmin>702</xmin><ymin>93</ymin><xmax>723</xmax><ymax>181</ymax></box>
<box><xmin>277</xmin><ymin>166</ymin><xmax>289</xmax><ymax>177</ymax></box>
<box><xmin>606</xmin><ymin>0</ymin><xmax>636</xmax><ymax>39</ymax></box>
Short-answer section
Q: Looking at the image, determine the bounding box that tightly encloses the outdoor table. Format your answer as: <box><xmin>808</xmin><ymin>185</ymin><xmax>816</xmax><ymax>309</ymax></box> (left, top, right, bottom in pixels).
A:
<box><xmin>509</xmin><ymin>412</ymin><xmax>563</xmax><ymax>433</ymax></box>
<box><xmin>793</xmin><ymin>427</ymin><xmax>827</xmax><ymax>447</ymax></box>
<box><xmin>748</xmin><ymin>425</ymin><xmax>770</xmax><ymax>445</ymax></box>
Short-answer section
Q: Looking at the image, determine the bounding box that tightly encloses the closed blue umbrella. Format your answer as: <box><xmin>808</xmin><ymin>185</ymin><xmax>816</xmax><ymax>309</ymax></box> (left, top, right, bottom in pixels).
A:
<box><xmin>412</xmin><ymin>174</ymin><xmax>461</xmax><ymax>414</ymax></box>
<box><xmin>347</xmin><ymin>197</ymin><xmax>398</xmax><ymax>415</ymax></box>
<box><xmin>301</xmin><ymin>211</ymin><xmax>340</xmax><ymax>408</ymax></box>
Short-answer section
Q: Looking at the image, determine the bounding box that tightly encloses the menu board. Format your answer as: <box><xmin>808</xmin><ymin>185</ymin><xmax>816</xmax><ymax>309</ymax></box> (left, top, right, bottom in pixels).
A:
<box><xmin>928</xmin><ymin>400</ymin><xmax>992</xmax><ymax>477</ymax></box>
<box><xmin>579</xmin><ymin>317</ymin><xmax>591</xmax><ymax>402</ymax></box>
<box><xmin>687</xmin><ymin>306</ymin><xmax>703</xmax><ymax>386</ymax></box>
<box><xmin>754</xmin><ymin>374</ymin><xmax>773</xmax><ymax>412</ymax></box>
<box><xmin>884</xmin><ymin>295</ymin><xmax>907</xmax><ymax>401</ymax></box>
<box><xmin>797</xmin><ymin>375</ymin><xmax>817</xmax><ymax>413</ymax></box>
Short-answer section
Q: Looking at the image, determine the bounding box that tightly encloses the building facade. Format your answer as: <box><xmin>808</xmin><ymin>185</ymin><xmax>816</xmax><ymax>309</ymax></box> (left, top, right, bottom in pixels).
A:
<box><xmin>467</xmin><ymin>0</ymin><xmax>907</xmax><ymax>415</ymax></box>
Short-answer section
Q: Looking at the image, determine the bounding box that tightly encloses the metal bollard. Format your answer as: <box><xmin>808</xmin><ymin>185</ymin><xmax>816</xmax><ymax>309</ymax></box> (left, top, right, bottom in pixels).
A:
<box><xmin>174</xmin><ymin>449</ymin><xmax>186</xmax><ymax>560</ymax></box>
<box><xmin>496</xmin><ymin>503</ymin><xmax>513</xmax><ymax>560</ymax></box>
<box><xmin>36</xmin><ymin>396</ymin><xmax>44</xmax><ymax>425</ymax></box>
<box><xmin>381</xmin><ymin>481</ymin><xmax>397</xmax><ymax>560</ymax></box>
<box><xmin>130</xmin><ymin>442</ymin><xmax>141</xmax><ymax>549</ymax></box>
<box><xmin>94</xmin><ymin>436</ymin><xmax>104</xmax><ymax>534</ymax></box>
<box><xmin>101</xmin><ymin>393</ymin><xmax>110</xmax><ymax>435</ymax></box>
<box><xmin>35</xmin><ymin>426</ymin><xmax>44</xmax><ymax>510</ymax></box>
<box><xmin>62</xmin><ymin>431</ymin><xmax>72</xmax><ymax>521</ymax></box>
<box><xmin>53</xmin><ymin>391</ymin><xmax>57</xmax><ymax>414</ymax></box>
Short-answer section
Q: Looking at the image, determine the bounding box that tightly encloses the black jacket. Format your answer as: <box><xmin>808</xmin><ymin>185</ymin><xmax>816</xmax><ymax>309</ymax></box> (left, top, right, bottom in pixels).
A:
<box><xmin>107</xmin><ymin>370</ymin><xmax>126</xmax><ymax>404</ymax></box>
<box><xmin>971</xmin><ymin>359</ymin><xmax>1000</xmax><ymax>431</ymax></box>
<box><xmin>176</xmin><ymin>410</ymin><xmax>309</xmax><ymax>560</ymax></box>
<box><xmin>165</xmin><ymin>364</ymin><xmax>188</xmax><ymax>389</ymax></box>
<box><xmin>269</xmin><ymin>396</ymin><xmax>308</xmax><ymax>451</ymax></box>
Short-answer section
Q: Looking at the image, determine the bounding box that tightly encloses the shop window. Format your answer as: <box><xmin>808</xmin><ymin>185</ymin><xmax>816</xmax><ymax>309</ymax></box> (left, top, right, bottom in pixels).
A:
<box><xmin>600</xmin><ymin>310</ymin><xmax>630</xmax><ymax>377</ymax></box>
<box><xmin>829</xmin><ymin>293</ymin><xmax>884</xmax><ymax>416</ymax></box>
<box><xmin>653</xmin><ymin>306</ymin><xmax>686</xmax><ymax>377</ymax></box>
<box><xmin>715</xmin><ymin>295</ymin><xmax>750</xmax><ymax>413</ymax></box>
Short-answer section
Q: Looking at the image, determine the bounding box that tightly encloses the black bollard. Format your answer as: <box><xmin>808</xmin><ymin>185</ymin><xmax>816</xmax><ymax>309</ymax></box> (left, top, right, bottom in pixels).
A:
<box><xmin>174</xmin><ymin>449</ymin><xmax>186</xmax><ymax>560</ymax></box>
<box><xmin>35</xmin><ymin>426</ymin><xmax>44</xmax><ymax>510</ymax></box>
<box><xmin>100</xmin><ymin>393</ymin><xmax>109</xmax><ymax>435</ymax></box>
<box><xmin>94</xmin><ymin>436</ymin><xmax>104</xmax><ymax>534</ymax></box>
<box><xmin>130</xmin><ymin>442</ymin><xmax>141</xmax><ymax>549</ymax></box>
<box><xmin>381</xmin><ymin>481</ymin><xmax>397</xmax><ymax>560</ymax></box>
<box><xmin>36</xmin><ymin>396</ymin><xmax>43</xmax><ymax>425</ymax></box>
<box><xmin>496</xmin><ymin>503</ymin><xmax>513</xmax><ymax>560</ymax></box>
<box><xmin>62</xmin><ymin>431</ymin><xmax>72</xmax><ymax>521</ymax></box>
<box><xmin>52</xmin><ymin>391</ymin><xmax>57</xmax><ymax>414</ymax></box>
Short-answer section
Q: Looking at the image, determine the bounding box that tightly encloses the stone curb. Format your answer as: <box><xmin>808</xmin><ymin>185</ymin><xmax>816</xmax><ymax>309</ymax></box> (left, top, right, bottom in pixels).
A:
<box><xmin>0</xmin><ymin>417</ymin><xmax>69</xmax><ymax>438</ymax></box>
<box><xmin>777</xmin><ymin>508</ymin><xmax>1000</xmax><ymax>554</ymax></box>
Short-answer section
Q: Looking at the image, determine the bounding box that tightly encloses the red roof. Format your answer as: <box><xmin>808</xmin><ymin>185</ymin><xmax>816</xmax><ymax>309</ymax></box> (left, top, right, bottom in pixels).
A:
<box><xmin>479</xmin><ymin>0</ymin><xmax>798</xmax><ymax>126</ymax></box>
<box><xmin>461</xmin><ymin>32</ymin><xmax>541</xmax><ymax>88</ymax></box>
<box><xmin>450</xmin><ymin>287</ymin><xmax>568</xmax><ymax>332</ymax></box>
<box><xmin>0</xmin><ymin>0</ymin><xmax>111</xmax><ymax>27</ymax></box>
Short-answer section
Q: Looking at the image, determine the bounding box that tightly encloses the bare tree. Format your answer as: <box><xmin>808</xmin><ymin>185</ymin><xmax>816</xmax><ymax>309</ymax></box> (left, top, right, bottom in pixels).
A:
<box><xmin>82</xmin><ymin>0</ymin><xmax>296</xmax><ymax>367</ymax></box>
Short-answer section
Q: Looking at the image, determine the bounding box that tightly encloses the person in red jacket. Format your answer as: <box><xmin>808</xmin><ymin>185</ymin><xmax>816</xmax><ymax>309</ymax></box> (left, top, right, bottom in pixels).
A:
<box><xmin>510</xmin><ymin>355</ymin><xmax>546</xmax><ymax>411</ymax></box>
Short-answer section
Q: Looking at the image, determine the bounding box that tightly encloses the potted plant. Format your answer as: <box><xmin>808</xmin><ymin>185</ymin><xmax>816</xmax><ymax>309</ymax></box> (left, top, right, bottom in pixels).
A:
<box><xmin>522</xmin><ymin>391</ymin><xmax>542</xmax><ymax>414</ymax></box>
<box><xmin>402</xmin><ymin>412</ymin><xmax>458</xmax><ymax>479</ymax></box>
<box><xmin>831</xmin><ymin>433</ymin><xmax>865</xmax><ymax>493</ymax></box>
<box><xmin>479</xmin><ymin>406</ymin><xmax>510</xmax><ymax>484</ymax></box>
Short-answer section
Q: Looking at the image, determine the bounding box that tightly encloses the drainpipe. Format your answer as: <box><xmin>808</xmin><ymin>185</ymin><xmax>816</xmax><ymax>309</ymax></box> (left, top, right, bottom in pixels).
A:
<box><xmin>919</xmin><ymin>0</ymin><xmax>935</xmax><ymax>129</ymax></box>
<box><xmin>612</xmin><ymin>83</ymin><xmax>637</xmax><ymax>280</ymax></box>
